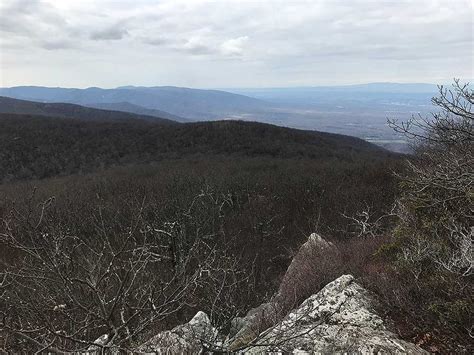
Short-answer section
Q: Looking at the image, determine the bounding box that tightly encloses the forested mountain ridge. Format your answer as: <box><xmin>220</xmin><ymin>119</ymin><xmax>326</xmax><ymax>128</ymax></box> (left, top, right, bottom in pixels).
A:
<box><xmin>0</xmin><ymin>96</ymin><xmax>177</xmax><ymax>124</ymax></box>
<box><xmin>0</xmin><ymin>113</ymin><xmax>392</xmax><ymax>182</ymax></box>
<box><xmin>85</xmin><ymin>101</ymin><xmax>188</xmax><ymax>122</ymax></box>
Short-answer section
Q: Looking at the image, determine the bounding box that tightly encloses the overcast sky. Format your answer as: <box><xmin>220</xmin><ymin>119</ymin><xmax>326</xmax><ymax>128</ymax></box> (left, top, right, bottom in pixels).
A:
<box><xmin>0</xmin><ymin>0</ymin><xmax>472</xmax><ymax>88</ymax></box>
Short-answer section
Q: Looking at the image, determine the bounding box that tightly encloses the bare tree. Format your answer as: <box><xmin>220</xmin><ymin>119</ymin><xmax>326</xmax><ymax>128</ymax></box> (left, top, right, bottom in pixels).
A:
<box><xmin>0</xmin><ymin>188</ymin><xmax>249</xmax><ymax>353</ymax></box>
<box><xmin>388</xmin><ymin>80</ymin><xmax>473</xmax><ymax>279</ymax></box>
<box><xmin>389</xmin><ymin>79</ymin><xmax>473</xmax><ymax>148</ymax></box>
<box><xmin>341</xmin><ymin>203</ymin><xmax>397</xmax><ymax>238</ymax></box>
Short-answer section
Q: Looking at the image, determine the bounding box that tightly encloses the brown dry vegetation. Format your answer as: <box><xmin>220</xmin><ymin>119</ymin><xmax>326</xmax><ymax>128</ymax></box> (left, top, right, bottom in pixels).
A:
<box><xmin>0</xmin><ymin>155</ymin><xmax>400</xmax><ymax>351</ymax></box>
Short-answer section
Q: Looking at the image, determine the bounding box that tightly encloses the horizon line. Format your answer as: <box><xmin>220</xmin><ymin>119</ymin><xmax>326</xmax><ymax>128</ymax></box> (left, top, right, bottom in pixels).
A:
<box><xmin>1</xmin><ymin>80</ymin><xmax>465</xmax><ymax>91</ymax></box>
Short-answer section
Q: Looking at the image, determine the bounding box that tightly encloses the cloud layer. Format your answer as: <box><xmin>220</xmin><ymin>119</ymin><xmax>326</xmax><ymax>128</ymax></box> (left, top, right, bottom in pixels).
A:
<box><xmin>0</xmin><ymin>0</ymin><xmax>472</xmax><ymax>87</ymax></box>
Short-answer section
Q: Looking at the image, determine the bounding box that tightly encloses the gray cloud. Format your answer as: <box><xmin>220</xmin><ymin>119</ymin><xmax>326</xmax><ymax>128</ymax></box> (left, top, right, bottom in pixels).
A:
<box><xmin>40</xmin><ymin>39</ymin><xmax>75</xmax><ymax>50</ymax></box>
<box><xmin>90</xmin><ymin>25</ymin><xmax>128</xmax><ymax>40</ymax></box>
<box><xmin>1</xmin><ymin>0</ymin><xmax>472</xmax><ymax>87</ymax></box>
<box><xmin>0</xmin><ymin>0</ymin><xmax>68</xmax><ymax>33</ymax></box>
<box><xmin>142</xmin><ymin>36</ymin><xmax>168</xmax><ymax>46</ymax></box>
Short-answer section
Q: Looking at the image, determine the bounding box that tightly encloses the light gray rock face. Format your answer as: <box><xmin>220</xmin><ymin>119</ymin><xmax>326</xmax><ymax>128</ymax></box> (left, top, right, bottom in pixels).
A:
<box><xmin>138</xmin><ymin>311</ymin><xmax>218</xmax><ymax>354</ymax></box>
<box><xmin>226</xmin><ymin>301</ymin><xmax>281</xmax><ymax>351</ymax></box>
<box><xmin>278</xmin><ymin>233</ymin><xmax>336</xmax><ymax>293</ymax></box>
<box><xmin>227</xmin><ymin>233</ymin><xmax>338</xmax><ymax>351</ymax></box>
<box><xmin>244</xmin><ymin>274</ymin><xmax>427</xmax><ymax>354</ymax></box>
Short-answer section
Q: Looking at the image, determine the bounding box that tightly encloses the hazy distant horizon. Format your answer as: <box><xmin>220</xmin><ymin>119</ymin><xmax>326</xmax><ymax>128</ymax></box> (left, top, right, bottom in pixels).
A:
<box><xmin>0</xmin><ymin>81</ymin><xmax>457</xmax><ymax>91</ymax></box>
<box><xmin>0</xmin><ymin>79</ymin><xmax>470</xmax><ymax>92</ymax></box>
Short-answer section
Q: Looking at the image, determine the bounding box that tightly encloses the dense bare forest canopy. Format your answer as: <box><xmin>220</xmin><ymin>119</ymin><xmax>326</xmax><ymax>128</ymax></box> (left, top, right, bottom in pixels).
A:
<box><xmin>0</xmin><ymin>114</ymin><xmax>390</xmax><ymax>182</ymax></box>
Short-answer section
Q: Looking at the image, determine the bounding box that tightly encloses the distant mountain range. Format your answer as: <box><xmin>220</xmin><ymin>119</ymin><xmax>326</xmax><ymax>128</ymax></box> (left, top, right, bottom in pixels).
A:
<box><xmin>0</xmin><ymin>96</ymin><xmax>177</xmax><ymax>125</ymax></box>
<box><xmin>0</xmin><ymin>86</ymin><xmax>268</xmax><ymax>120</ymax></box>
<box><xmin>0</xmin><ymin>83</ymin><xmax>438</xmax><ymax>119</ymax></box>
<box><xmin>0</xmin><ymin>83</ymin><xmax>438</xmax><ymax>121</ymax></box>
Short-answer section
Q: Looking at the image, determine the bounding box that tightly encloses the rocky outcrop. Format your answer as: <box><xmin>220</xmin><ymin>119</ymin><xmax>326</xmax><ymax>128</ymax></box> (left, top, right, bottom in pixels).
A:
<box><xmin>276</xmin><ymin>232</ymin><xmax>339</xmax><ymax>302</ymax></box>
<box><xmin>244</xmin><ymin>274</ymin><xmax>427</xmax><ymax>354</ymax></box>
<box><xmin>138</xmin><ymin>311</ymin><xmax>218</xmax><ymax>354</ymax></box>
<box><xmin>226</xmin><ymin>301</ymin><xmax>281</xmax><ymax>351</ymax></box>
<box><xmin>134</xmin><ymin>234</ymin><xmax>426</xmax><ymax>354</ymax></box>
<box><xmin>136</xmin><ymin>274</ymin><xmax>426</xmax><ymax>354</ymax></box>
<box><xmin>282</xmin><ymin>233</ymin><xmax>335</xmax><ymax>283</ymax></box>
<box><xmin>227</xmin><ymin>233</ymin><xmax>339</xmax><ymax>351</ymax></box>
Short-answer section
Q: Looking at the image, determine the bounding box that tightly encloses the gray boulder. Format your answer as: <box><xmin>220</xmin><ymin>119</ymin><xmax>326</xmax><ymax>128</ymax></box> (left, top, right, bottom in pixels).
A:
<box><xmin>138</xmin><ymin>311</ymin><xmax>218</xmax><ymax>354</ymax></box>
<box><xmin>276</xmin><ymin>232</ymin><xmax>339</xmax><ymax>300</ymax></box>
<box><xmin>244</xmin><ymin>274</ymin><xmax>427</xmax><ymax>354</ymax></box>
